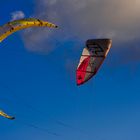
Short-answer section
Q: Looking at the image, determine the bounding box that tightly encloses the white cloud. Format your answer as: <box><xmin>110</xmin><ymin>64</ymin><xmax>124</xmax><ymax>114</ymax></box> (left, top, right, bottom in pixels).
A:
<box><xmin>11</xmin><ymin>11</ymin><xmax>25</xmax><ymax>21</ymax></box>
<box><xmin>22</xmin><ymin>0</ymin><xmax>140</xmax><ymax>54</ymax></box>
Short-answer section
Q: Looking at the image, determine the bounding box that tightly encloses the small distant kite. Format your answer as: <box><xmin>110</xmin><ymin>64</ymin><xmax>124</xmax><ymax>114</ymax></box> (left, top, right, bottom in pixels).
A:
<box><xmin>76</xmin><ymin>39</ymin><xmax>112</xmax><ymax>85</ymax></box>
<box><xmin>0</xmin><ymin>18</ymin><xmax>58</xmax><ymax>42</ymax></box>
<box><xmin>0</xmin><ymin>110</ymin><xmax>15</xmax><ymax>120</ymax></box>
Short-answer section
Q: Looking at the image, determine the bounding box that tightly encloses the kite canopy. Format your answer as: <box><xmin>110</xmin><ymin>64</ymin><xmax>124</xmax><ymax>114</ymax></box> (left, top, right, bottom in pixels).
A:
<box><xmin>0</xmin><ymin>110</ymin><xmax>15</xmax><ymax>120</ymax></box>
<box><xmin>0</xmin><ymin>18</ymin><xmax>58</xmax><ymax>42</ymax></box>
<box><xmin>76</xmin><ymin>39</ymin><xmax>112</xmax><ymax>85</ymax></box>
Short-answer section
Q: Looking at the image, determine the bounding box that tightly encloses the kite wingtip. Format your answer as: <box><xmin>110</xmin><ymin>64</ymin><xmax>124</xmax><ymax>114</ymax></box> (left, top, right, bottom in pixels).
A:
<box><xmin>77</xmin><ymin>83</ymin><xmax>80</xmax><ymax>86</ymax></box>
<box><xmin>76</xmin><ymin>81</ymin><xmax>84</xmax><ymax>86</ymax></box>
<box><xmin>9</xmin><ymin>117</ymin><xmax>15</xmax><ymax>120</ymax></box>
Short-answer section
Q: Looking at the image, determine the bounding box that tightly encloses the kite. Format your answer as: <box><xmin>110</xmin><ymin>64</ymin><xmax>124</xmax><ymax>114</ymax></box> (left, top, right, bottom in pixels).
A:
<box><xmin>0</xmin><ymin>110</ymin><xmax>15</xmax><ymax>120</ymax></box>
<box><xmin>76</xmin><ymin>39</ymin><xmax>112</xmax><ymax>85</ymax></box>
<box><xmin>0</xmin><ymin>18</ymin><xmax>58</xmax><ymax>42</ymax></box>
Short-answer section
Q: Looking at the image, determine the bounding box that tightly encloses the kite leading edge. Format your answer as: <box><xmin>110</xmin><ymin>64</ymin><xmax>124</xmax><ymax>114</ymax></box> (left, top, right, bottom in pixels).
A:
<box><xmin>0</xmin><ymin>110</ymin><xmax>15</xmax><ymax>120</ymax></box>
<box><xmin>0</xmin><ymin>18</ymin><xmax>58</xmax><ymax>42</ymax></box>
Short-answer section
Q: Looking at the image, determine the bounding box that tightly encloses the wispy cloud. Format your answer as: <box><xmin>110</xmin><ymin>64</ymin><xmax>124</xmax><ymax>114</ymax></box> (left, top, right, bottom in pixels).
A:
<box><xmin>21</xmin><ymin>0</ymin><xmax>140</xmax><ymax>63</ymax></box>
<box><xmin>11</xmin><ymin>11</ymin><xmax>25</xmax><ymax>21</ymax></box>
<box><xmin>31</xmin><ymin>0</ymin><xmax>140</xmax><ymax>42</ymax></box>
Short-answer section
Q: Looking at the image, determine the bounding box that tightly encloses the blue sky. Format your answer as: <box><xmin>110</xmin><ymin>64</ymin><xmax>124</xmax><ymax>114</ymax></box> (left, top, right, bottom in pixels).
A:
<box><xmin>0</xmin><ymin>0</ymin><xmax>140</xmax><ymax>140</ymax></box>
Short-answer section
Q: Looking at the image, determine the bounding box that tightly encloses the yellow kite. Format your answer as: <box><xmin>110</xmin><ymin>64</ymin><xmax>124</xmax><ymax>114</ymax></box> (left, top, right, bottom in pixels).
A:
<box><xmin>0</xmin><ymin>110</ymin><xmax>15</xmax><ymax>120</ymax></box>
<box><xmin>0</xmin><ymin>18</ymin><xmax>58</xmax><ymax>42</ymax></box>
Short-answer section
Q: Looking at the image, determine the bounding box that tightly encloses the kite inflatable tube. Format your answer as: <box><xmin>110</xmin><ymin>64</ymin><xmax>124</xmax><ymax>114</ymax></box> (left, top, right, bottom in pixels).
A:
<box><xmin>0</xmin><ymin>18</ymin><xmax>58</xmax><ymax>42</ymax></box>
